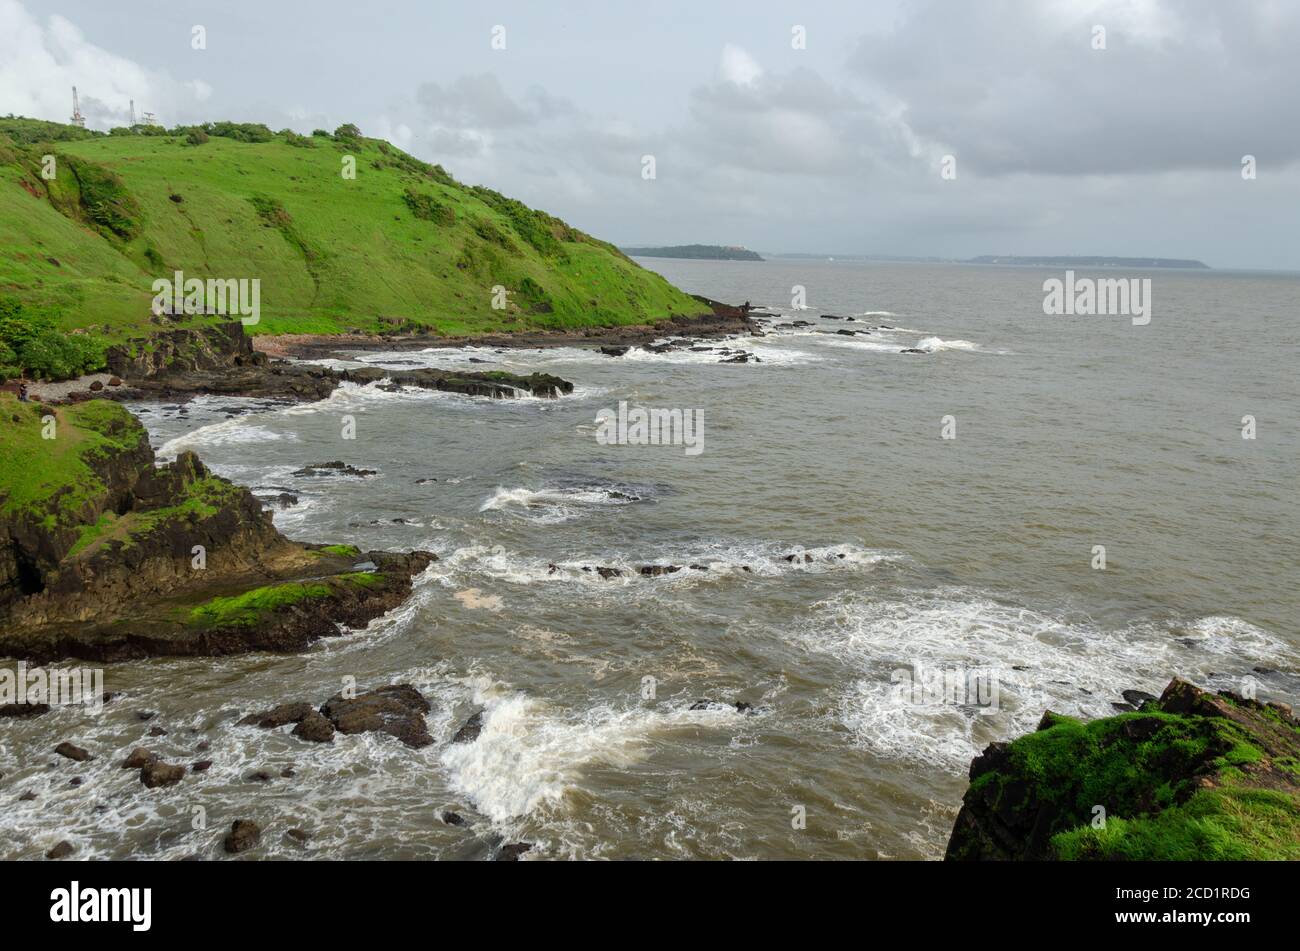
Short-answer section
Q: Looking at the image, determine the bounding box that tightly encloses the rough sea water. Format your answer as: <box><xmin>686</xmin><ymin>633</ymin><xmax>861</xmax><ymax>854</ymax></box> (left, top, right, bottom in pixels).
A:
<box><xmin>3</xmin><ymin>260</ymin><xmax>1297</xmax><ymax>859</ymax></box>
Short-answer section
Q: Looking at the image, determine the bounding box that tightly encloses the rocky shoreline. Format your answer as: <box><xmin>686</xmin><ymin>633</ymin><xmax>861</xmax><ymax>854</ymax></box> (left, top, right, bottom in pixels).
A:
<box><xmin>254</xmin><ymin>296</ymin><xmax>759</xmax><ymax>362</ymax></box>
<box><xmin>945</xmin><ymin>678</ymin><xmax>1300</xmax><ymax>860</ymax></box>
<box><xmin>0</xmin><ymin>394</ymin><xmax>436</xmax><ymax>663</ymax></box>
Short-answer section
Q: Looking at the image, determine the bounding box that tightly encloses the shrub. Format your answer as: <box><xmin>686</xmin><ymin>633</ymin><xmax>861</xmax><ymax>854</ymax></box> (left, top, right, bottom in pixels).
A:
<box><xmin>64</xmin><ymin>156</ymin><xmax>143</xmax><ymax>240</ymax></box>
<box><xmin>401</xmin><ymin>188</ymin><xmax>455</xmax><ymax>225</ymax></box>
<box><xmin>185</xmin><ymin>128</ymin><xmax>209</xmax><ymax>146</ymax></box>
<box><xmin>333</xmin><ymin>123</ymin><xmax>362</xmax><ymax>140</ymax></box>
<box><xmin>283</xmin><ymin>130</ymin><xmax>316</xmax><ymax>148</ymax></box>
<box><xmin>205</xmin><ymin>121</ymin><xmax>274</xmax><ymax>143</ymax></box>
<box><xmin>312</xmin><ymin>129</ymin><xmax>330</xmax><ymax>137</ymax></box>
<box><xmin>0</xmin><ymin>298</ymin><xmax>106</xmax><ymax>381</ymax></box>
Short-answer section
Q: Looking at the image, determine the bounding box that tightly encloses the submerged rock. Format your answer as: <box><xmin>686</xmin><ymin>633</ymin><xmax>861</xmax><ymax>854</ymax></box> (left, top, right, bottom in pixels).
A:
<box><xmin>46</xmin><ymin>841</ymin><xmax>75</xmax><ymax>860</ymax></box>
<box><xmin>452</xmin><ymin>711</ymin><xmax>484</xmax><ymax>744</ymax></box>
<box><xmin>497</xmin><ymin>842</ymin><xmax>533</xmax><ymax>861</ymax></box>
<box><xmin>224</xmin><ymin>819</ymin><xmax>261</xmax><ymax>854</ymax></box>
<box><xmin>291</xmin><ymin>461</ymin><xmax>377</xmax><ymax>478</ymax></box>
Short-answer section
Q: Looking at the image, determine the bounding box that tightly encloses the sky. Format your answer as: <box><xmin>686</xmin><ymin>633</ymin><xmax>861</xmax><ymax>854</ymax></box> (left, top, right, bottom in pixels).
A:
<box><xmin>2</xmin><ymin>0</ymin><xmax>1299</xmax><ymax>269</ymax></box>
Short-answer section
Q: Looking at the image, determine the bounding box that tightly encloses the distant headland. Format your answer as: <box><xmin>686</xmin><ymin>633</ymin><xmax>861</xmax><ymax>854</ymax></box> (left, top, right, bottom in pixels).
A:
<box><xmin>624</xmin><ymin>244</ymin><xmax>764</xmax><ymax>261</ymax></box>
<box><xmin>967</xmin><ymin>255</ymin><xmax>1210</xmax><ymax>269</ymax></box>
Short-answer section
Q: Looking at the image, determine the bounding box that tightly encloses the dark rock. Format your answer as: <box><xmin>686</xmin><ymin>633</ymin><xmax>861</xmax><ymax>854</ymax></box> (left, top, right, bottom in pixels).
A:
<box><xmin>89</xmin><ymin>380</ymin><xmax>104</xmax><ymax>391</ymax></box>
<box><xmin>69</xmin><ymin>777</ymin><xmax>83</xmax><ymax>787</ymax></box>
<box><xmin>137</xmin><ymin>710</ymin><xmax>158</xmax><ymax>721</ymax></box>
<box><xmin>688</xmin><ymin>564</ymin><xmax>708</xmax><ymax>571</ymax></box>
<box><xmin>286</xmin><ymin>828</ymin><xmax>310</xmax><ymax>844</ymax></box>
<box><xmin>639</xmin><ymin>565</ymin><xmax>682</xmax><ymax>577</ymax></box>
<box><xmin>441</xmin><ymin>811</ymin><xmax>467</xmax><ymax>826</ymax></box>
<box><xmin>239</xmin><ymin>702</ymin><xmax>314</xmax><ymax>729</ymax></box>
<box><xmin>291</xmin><ymin>461</ymin><xmax>377</xmax><ymax>478</ymax></box>
<box><xmin>497</xmin><ymin>842</ymin><xmax>533</xmax><ymax>861</ymax></box>
<box><xmin>122</xmin><ymin>748</ymin><xmax>157</xmax><ymax>769</ymax></box>
<box><xmin>291</xmin><ymin>710</ymin><xmax>336</xmax><ymax>743</ymax></box>
<box><xmin>321</xmin><ymin>684</ymin><xmax>433</xmax><ymax>748</ymax></box>
<box><xmin>46</xmin><ymin>841</ymin><xmax>74</xmax><ymax>860</ymax></box>
<box><xmin>148</xmin><ymin>726</ymin><xmax>168</xmax><ymax>737</ymax></box>
<box><xmin>18</xmin><ymin>791</ymin><xmax>36</xmax><ymax>802</ymax></box>
<box><xmin>1121</xmin><ymin>689</ymin><xmax>1159</xmax><ymax>708</ymax></box>
<box><xmin>452</xmin><ymin>711</ymin><xmax>484</xmax><ymax>744</ymax></box>
<box><xmin>900</xmin><ymin>348</ymin><xmax>928</xmax><ymax>354</ymax></box>
<box><xmin>247</xmin><ymin>770</ymin><xmax>274</xmax><ymax>783</ymax></box>
<box><xmin>54</xmin><ymin>742</ymin><xmax>92</xmax><ymax>762</ymax></box>
<box><xmin>195</xmin><ymin>740</ymin><xmax>210</xmax><ymax>752</ymax></box>
<box><xmin>0</xmin><ymin>702</ymin><xmax>50</xmax><ymax>718</ymax></box>
<box><xmin>224</xmin><ymin>819</ymin><xmax>261</xmax><ymax>854</ymax></box>
<box><xmin>599</xmin><ymin>346</ymin><xmax>630</xmax><ymax>357</ymax></box>
<box><xmin>280</xmin><ymin>766</ymin><xmax>296</xmax><ymax>778</ymax></box>
<box><xmin>192</xmin><ymin>761</ymin><xmax>213</xmax><ymax>772</ymax></box>
<box><xmin>140</xmin><ymin>761</ymin><xmax>185</xmax><ymax>788</ymax></box>
<box><xmin>595</xmin><ymin>566</ymin><xmax>622</xmax><ymax>580</ymax></box>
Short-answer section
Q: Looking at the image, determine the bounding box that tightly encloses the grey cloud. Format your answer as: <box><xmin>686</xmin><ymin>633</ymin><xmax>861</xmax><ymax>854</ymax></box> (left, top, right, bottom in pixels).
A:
<box><xmin>849</xmin><ymin>0</ymin><xmax>1300</xmax><ymax>175</ymax></box>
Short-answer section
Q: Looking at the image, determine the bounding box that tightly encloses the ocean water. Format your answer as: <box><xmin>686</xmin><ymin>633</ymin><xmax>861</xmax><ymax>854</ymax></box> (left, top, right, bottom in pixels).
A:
<box><xmin>3</xmin><ymin>260</ymin><xmax>1297</xmax><ymax>859</ymax></box>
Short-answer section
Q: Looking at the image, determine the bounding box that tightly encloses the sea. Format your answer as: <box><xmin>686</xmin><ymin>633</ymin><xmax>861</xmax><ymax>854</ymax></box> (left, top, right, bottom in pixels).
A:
<box><xmin>2</xmin><ymin>259</ymin><xmax>1296</xmax><ymax>859</ymax></box>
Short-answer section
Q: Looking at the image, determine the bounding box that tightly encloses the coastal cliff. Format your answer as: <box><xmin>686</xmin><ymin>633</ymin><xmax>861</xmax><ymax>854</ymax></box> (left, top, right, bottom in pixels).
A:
<box><xmin>945</xmin><ymin>679</ymin><xmax>1300</xmax><ymax>860</ymax></box>
<box><xmin>0</xmin><ymin>394</ymin><xmax>433</xmax><ymax>661</ymax></box>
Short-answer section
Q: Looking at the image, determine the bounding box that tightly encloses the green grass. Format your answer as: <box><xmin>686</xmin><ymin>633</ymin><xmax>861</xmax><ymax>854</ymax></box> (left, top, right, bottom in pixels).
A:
<box><xmin>0</xmin><ymin>393</ymin><xmax>146</xmax><ymax>530</ymax></box>
<box><xmin>187</xmin><ymin>571</ymin><xmax>382</xmax><ymax>626</ymax></box>
<box><xmin>969</xmin><ymin>706</ymin><xmax>1300</xmax><ymax>860</ymax></box>
<box><xmin>317</xmin><ymin>543</ymin><xmax>361</xmax><ymax>557</ymax></box>
<box><xmin>188</xmin><ymin>580</ymin><xmax>334</xmax><ymax>627</ymax></box>
<box><xmin>1052</xmin><ymin>787</ymin><xmax>1300</xmax><ymax>860</ymax></box>
<box><xmin>0</xmin><ymin>118</ymin><xmax>709</xmax><ymax>351</ymax></box>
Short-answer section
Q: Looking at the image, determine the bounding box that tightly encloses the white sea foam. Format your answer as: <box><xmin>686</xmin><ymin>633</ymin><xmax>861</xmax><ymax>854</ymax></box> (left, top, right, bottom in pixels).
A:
<box><xmin>795</xmin><ymin>590</ymin><xmax>1297</xmax><ymax>773</ymax></box>
<box><xmin>440</xmin><ymin>687</ymin><xmax>746</xmax><ymax>821</ymax></box>
<box><xmin>434</xmin><ymin>540</ymin><xmax>901</xmax><ymax>588</ymax></box>
<box><xmin>478</xmin><ymin>483</ymin><xmax>650</xmax><ymax>524</ymax></box>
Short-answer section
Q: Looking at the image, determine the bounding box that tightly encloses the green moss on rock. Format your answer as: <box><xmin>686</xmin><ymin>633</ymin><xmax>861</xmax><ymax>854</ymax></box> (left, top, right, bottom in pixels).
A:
<box><xmin>946</xmin><ymin>679</ymin><xmax>1300</xmax><ymax>861</ymax></box>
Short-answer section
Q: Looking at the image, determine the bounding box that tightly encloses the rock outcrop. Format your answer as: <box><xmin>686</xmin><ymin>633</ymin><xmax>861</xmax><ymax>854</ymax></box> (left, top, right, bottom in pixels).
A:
<box><xmin>945</xmin><ymin>679</ymin><xmax>1300</xmax><ymax>860</ymax></box>
<box><xmin>0</xmin><ymin>395</ymin><xmax>433</xmax><ymax>661</ymax></box>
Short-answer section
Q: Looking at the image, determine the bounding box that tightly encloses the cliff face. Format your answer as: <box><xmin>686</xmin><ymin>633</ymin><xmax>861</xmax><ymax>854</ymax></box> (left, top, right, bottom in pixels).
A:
<box><xmin>0</xmin><ymin>395</ymin><xmax>432</xmax><ymax>662</ymax></box>
<box><xmin>945</xmin><ymin>679</ymin><xmax>1300</xmax><ymax>861</ymax></box>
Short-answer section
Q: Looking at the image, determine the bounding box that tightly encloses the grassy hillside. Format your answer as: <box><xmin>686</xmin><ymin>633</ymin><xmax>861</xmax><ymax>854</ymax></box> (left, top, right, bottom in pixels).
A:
<box><xmin>0</xmin><ymin>118</ymin><xmax>707</xmax><ymax>372</ymax></box>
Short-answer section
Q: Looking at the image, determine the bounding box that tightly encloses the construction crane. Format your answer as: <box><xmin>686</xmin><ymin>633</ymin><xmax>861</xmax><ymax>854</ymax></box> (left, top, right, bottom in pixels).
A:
<box><xmin>70</xmin><ymin>86</ymin><xmax>86</xmax><ymax>128</ymax></box>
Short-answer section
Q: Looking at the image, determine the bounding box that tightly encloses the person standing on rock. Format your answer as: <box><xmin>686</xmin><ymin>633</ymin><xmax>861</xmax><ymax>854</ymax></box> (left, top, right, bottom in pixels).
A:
<box><xmin>17</xmin><ymin>381</ymin><xmax>29</xmax><ymax>402</ymax></box>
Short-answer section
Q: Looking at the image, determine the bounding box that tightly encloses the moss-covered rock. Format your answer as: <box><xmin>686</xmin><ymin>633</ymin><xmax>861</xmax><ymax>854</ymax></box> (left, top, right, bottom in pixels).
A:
<box><xmin>945</xmin><ymin>679</ymin><xmax>1300</xmax><ymax>860</ymax></box>
<box><xmin>0</xmin><ymin>394</ymin><xmax>434</xmax><ymax>661</ymax></box>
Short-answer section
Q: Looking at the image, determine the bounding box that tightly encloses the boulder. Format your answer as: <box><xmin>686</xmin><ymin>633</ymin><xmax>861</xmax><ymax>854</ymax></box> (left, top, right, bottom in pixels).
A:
<box><xmin>239</xmin><ymin>702</ymin><xmax>314</xmax><ymax>729</ymax></box>
<box><xmin>140</xmin><ymin>761</ymin><xmax>185</xmax><ymax>788</ymax></box>
<box><xmin>122</xmin><ymin>748</ymin><xmax>157</xmax><ymax>769</ymax></box>
<box><xmin>291</xmin><ymin>710</ymin><xmax>336</xmax><ymax>743</ymax></box>
<box><xmin>54</xmin><ymin>742</ymin><xmax>92</xmax><ymax>762</ymax></box>
<box><xmin>320</xmin><ymin>684</ymin><xmax>433</xmax><ymax>748</ymax></box>
<box><xmin>452</xmin><ymin>711</ymin><xmax>484</xmax><ymax>744</ymax></box>
<box><xmin>224</xmin><ymin>820</ymin><xmax>261</xmax><ymax>854</ymax></box>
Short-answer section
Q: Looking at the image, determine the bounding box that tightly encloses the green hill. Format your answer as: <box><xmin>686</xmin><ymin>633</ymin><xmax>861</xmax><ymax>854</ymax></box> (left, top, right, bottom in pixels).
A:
<box><xmin>0</xmin><ymin>118</ymin><xmax>707</xmax><ymax>377</ymax></box>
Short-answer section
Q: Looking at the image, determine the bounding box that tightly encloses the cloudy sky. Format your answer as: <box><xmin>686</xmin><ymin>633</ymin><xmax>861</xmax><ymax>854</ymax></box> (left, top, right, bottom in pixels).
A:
<box><xmin>3</xmin><ymin>0</ymin><xmax>1299</xmax><ymax>268</ymax></box>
